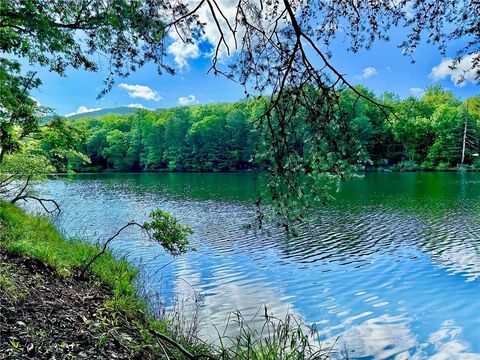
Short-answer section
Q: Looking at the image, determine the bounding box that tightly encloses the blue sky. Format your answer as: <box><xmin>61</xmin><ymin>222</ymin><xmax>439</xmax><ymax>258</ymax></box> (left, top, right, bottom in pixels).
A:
<box><xmin>28</xmin><ymin>24</ymin><xmax>478</xmax><ymax>117</ymax></box>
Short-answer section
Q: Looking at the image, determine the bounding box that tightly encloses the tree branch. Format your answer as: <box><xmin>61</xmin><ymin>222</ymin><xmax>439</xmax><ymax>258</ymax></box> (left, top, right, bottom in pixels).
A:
<box><xmin>80</xmin><ymin>221</ymin><xmax>145</xmax><ymax>278</ymax></box>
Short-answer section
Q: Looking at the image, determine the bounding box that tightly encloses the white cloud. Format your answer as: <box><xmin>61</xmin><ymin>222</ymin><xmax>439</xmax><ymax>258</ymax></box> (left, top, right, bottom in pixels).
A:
<box><xmin>178</xmin><ymin>95</ymin><xmax>199</xmax><ymax>106</ymax></box>
<box><xmin>430</xmin><ymin>54</ymin><xmax>479</xmax><ymax>87</ymax></box>
<box><xmin>30</xmin><ymin>97</ymin><xmax>41</xmax><ymax>106</ymax></box>
<box><xmin>165</xmin><ymin>0</ymin><xmax>261</xmax><ymax>69</ymax></box>
<box><xmin>409</xmin><ymin>87</ymin><xmax>425</xmax><ymax>97</ymax></box>
<box><xmin>403</xmin><ymin>1</ymin><xmax>414</xmax><ymax>18</ymax></box>
<box><xmin>322</xmin><ymin>314</ymin><xmax>416</xmax><ymax>359</ymax></box>
<box><xmin>65</xmin><ymin>106</ymin><xmax>101</xmax><ymax>117</ymax></box>
<box><xmin>127</xmin><ymin>103</ymin><xmax>151</xmax><ymax>109</ymax></box>
<box><xmin>119</xmin><ymin>83</ymin><xmax>161</xmax><ymax>101</ymax></box>
<box><xmin>356</xmin><ymin>67</ymin><xmax>378</xmax><ymax>80</ymax></box>
<box><xmin>167</xmin><ymin>39</ymin><xmax>201</xmax><ymax>70</ymax></box>
<box><xmin>29</xmin><ymin>97</ymin><xmax>50</xmax><ymax>117</ymax></box>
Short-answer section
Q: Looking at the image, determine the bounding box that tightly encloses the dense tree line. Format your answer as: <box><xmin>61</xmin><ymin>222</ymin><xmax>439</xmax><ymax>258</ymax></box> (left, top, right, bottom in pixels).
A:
<box><xmin>25</xmin><ymin>86</ymin><xmax>480</xmax><ymax>173</ymax></box>
<box><xmin>72</xmin><ymin>102</ymin><xmax>259</xmax><ymax>172</ymax></box>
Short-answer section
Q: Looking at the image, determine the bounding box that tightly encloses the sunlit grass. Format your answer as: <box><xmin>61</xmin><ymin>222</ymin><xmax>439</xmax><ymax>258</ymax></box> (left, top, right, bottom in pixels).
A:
<box><xmin>0</xmin><ymin>201</ymin><xmax>145</xmax><ymax>315</ymax></box>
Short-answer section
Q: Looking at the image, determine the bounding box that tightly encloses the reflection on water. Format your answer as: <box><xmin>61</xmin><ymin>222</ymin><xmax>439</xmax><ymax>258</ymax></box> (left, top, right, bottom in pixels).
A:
<box><xmin>32</xmin><ymin>172</ymin><xmax>479</xmax><ymax>359</ymax></box>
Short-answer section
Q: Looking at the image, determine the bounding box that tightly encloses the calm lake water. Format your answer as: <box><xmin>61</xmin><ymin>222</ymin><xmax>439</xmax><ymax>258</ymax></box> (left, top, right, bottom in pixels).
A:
<box><xmin>35</xmin><ymin>172</ymin><xmax>479</xmax><ymax>359</ymax></box>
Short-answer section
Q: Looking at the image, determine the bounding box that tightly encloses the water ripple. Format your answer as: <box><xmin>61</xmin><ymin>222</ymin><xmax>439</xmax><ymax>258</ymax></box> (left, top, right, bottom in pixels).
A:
<box><xmin>27</xmin><ymin>172</ymin><xmax>480</xmax><ymax>359</ymax></box>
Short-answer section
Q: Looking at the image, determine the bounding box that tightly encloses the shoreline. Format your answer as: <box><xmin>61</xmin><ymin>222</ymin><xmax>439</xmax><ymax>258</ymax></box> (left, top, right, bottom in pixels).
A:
<box><xmin>0</xmin><ymin>201</ymin><xmax>211</xmax><ymax>359</ymax></box>
<box><xmin>48</xmin><ymin>167</ymin><xmax>480</xmax><ymax>176</ymax></box>
<box><xmin>0</xmin><ymin>202</ymin><xmax>330</xmax><ymax>359</ymax></box>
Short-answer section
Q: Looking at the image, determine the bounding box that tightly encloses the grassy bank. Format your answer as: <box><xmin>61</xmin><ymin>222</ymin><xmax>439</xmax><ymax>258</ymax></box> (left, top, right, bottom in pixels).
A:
<box><xmin>0</xmin><ymin>201</ymin><xmax>336</xmax><ymax>359</ymax></box>
<box><xmin>0</xmin><ymin>201</ymin><xmax>142</xmax><ymax>313</ymax></box>
<box><xmin>0</xmin><ymin>201</ymin><xmax>210</xmax><ymax>359</ymax></box>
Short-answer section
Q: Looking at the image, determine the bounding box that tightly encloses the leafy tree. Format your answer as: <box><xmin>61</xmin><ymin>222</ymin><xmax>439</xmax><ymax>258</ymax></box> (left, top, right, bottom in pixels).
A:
<box><xmin>102</xmin><ymin>129</ymin><xmax>130</xmax><ymax>170</ymax></box>
<box><xmin>433</xmin><ymin>110</ymin><xmax>479</xmax><ymax>168</ymax></box>
<box><xmin>340</xmin><ymin>87</ymin><xmax>394</xmax><ymax>165</ymax></box>
<box><xmin>0</xmin><ymin>59</ymin><xmax>46</xmax><ymax>161</ymax></box>
<box><xmin>427</xmin><ymin>105</ymin><xmax>466</xmax><ymax>166</ymax></box>
<box><xmin>57</xmin><ymin>90</ymin><xmax>479</xmax><ymax>177</ymax></box>
<box><xmin>391</xmin><ymin>87</ymin><xmax>461</xmax><ymax>166</ymax></box>
<box><xmin>162</xmin><ymin>108</ymin><xmax>194</xmax><ymax>171</ymax></box>
<box><xmin>81</xmin><ymin>209</ymin><xmax>194</xmax><ymax>278</ymax></box>
<box><xmin>391</xmin><ymin>97</ymin><xmax>436</xmax><ymax>163</ymax></box>
<box><xmin>1</xmin><ymin>0</ymin><xmax>170</xmax><ymax>162</ymax></box>
<box><xmin>144</xmin><ymin>210</ymin><xmax>194</xmax><ymax>256</ymax></box>
<box><xmin>462</xmin><ymin>96</ymin><xmax>480</xmax><ymax>165</ymax></box>
<box><xmin>141</xmin><ymin>118</ymin><xmax>167</xmax><ymax>170</ymax></box>
<box><xmin>84</xmin><ymin>128</ymin><xmax>109</xmax><ymax>170</ymax></box>
<box><xmin>124</xmin><ymin>112</ymin><xmax>145</xmax><ymax>171</ymax></box>
<box><xmin>0</xmin><ymin>152</ymin><xmax>58</xmax><ymax>212</ymax></box>
<box><xmin>225</xmin><ymin>107</ymin><xmax>255</xmax><ymax>169</ymax></box>
<box><xmin>423</xmin><ymin>86</ymin><xmax>461</xmax><ymax>110</ymax></box>
<box><xmin>28</xmin><ymin>117</ymin><xmax>90</xmax><ymax>172</ymax></box>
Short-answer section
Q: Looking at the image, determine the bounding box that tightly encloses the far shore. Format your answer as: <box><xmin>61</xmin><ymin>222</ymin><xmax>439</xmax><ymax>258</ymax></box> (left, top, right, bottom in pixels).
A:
<box><xmin>48</xmin><ymin>167</ymin><xmax>480</xmax><ymax>176</ymax></box>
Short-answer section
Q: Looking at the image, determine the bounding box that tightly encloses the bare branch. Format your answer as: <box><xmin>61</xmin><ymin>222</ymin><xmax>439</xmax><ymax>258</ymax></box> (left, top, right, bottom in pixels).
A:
<box><xmin>12</xmin><ymin>195</ymin><xmax>61</xmax><ymax>215</ymax></box>
<box><xmin>80</xmin><ymin>221</ymin><xmax>145</xmax><ymax>278</ymax></box>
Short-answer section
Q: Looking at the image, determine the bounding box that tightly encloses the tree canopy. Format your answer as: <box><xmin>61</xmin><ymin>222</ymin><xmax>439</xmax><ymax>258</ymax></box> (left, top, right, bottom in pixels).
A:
<box><xmin>25</xmin><ymin>85</ymin><xmax>480</xmax><ymax>171</ymax></box>
<box><xmin>1</xmin><ymin>0</ymin><xmax>171</xmax><ymax>160</ymax></box>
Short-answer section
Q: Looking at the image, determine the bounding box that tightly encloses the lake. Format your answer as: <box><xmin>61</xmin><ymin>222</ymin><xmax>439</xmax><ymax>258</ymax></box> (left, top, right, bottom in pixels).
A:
<box><xmin>35</xmin><ymin>172</ymin><xmax>480</xmax><ymax>359</ymax></box>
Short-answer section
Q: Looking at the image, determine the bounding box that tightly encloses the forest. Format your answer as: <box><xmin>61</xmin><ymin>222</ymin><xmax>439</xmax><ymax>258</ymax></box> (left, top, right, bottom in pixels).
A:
<box><xmin>25</xmin><ymin>85</ymin><xmax>480</xmax><ymax>173</ymax></box>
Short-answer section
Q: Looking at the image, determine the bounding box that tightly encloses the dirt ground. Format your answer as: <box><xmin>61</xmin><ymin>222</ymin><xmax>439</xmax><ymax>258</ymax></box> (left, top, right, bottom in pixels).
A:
<box><xmin>0</xmin><ymin>251</ymin><xmax>151</xmax><ymax>359</ymax></box>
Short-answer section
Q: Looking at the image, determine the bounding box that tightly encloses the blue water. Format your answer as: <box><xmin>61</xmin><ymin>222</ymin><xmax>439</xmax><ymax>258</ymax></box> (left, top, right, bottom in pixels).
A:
<box><xmin>34</xmin><ymin>172</ymin><xmax>480</xmax><ymax>359</ymax></box>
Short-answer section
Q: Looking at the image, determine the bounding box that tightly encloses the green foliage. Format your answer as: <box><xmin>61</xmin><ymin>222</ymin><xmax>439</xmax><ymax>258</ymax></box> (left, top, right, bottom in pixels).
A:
<box><xmin>102</xmin><ymin>129</ymin><xmax>130</xmax><ymax>170</ymax></box>
<box><xmin>391</xmin><ymin>86</ymin><xmax>480</xmax><ymax>168</ymax></box>
<box><xmin>25</xmin><ymin>117</ymin><xmax>90</xmax><ymax>172</ymax></box>
<box><xmin>250</xmin><ymin>86</ymin><xmax>359</xmax><ymax>226</ymax></box>
<box><xmin>144</xmin><ymin>210</ymin><xmax>194</xmax><ymax>256</ymax></box>
<box><xmin>0</xmin><ymin>153</ymin><xmax>54</xmax><ymax>180</ymax></box>
<box><xmin>390</xmin><ymin>160</ymin><xmax>421</xmax><ymax>172</ymax></box>
<box><xmin>0</xmin><ymin>152</ymin><xmax>55</xmax><ymax>206</ymax></box>
<box><xmin>340</xmin><ymin>85</ymin><xmax>394</xmax><ymax>165</ymax></box>
<box><xmin>1</xmin><ymin>0</ymin><xmax>171</xmax><ymax>166</ymax></box>
<box><xmin>0</xmin><ymin>59</ymin><xmax>46</xmax><ymax>161</ymax></box>
<box><xmin>79</xmin><ymin>210</ymin><xmax>193</xmax><ymax>279</ymax></box>
<box><xmin>14</xmin><ymin>85</ymin><xmax>477</xmax><ymax>181</ymax></box>
<box><xmin>391</xmin><ymin>97</ymin><xmax>435</xmax><ymax>162</ymax></box>
<box><xmin>68</xmin><ymin>103</ymin><xmax>258</xmax><ymax>172</ymax></box>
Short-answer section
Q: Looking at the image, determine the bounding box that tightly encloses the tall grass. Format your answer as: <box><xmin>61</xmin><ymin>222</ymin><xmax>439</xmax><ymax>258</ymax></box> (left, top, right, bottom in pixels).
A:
<box><xmin>214</xmin><ymin>307</ymin><xmax>337</xmax><ymax>360</ymax></box>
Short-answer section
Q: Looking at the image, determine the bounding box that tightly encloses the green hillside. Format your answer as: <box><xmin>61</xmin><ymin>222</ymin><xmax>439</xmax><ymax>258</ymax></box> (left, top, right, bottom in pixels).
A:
<box><xmin>67</xmin><ymin>107</ymin><xmax>150</xmax><ymax>120</ymax></box>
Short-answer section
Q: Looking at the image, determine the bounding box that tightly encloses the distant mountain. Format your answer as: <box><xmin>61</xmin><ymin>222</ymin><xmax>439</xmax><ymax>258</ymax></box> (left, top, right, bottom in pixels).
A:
<box><xmin>67</xmin><ymin>107</ymin><xmax>148</xmax><ymax>120</ymax></box>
